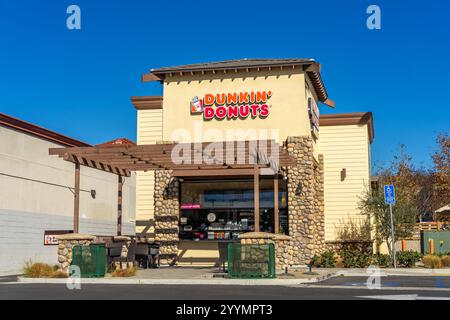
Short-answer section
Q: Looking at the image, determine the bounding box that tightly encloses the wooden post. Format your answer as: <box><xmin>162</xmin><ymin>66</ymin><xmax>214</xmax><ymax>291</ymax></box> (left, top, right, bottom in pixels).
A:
<box><xmin>274</xmin><ymin>174</ymin><xmax>279</xmax><ymax>234</ymax></box>
<box><xmin>117</xmin><ymin>175</ymin><xmax>123</xmax><ymax>236</ymax></box>
<box><xmin>73</xmin><ymin>163</ymin><xmax>80</xmax><ymax>233</ymax></box>
<box><xmin>401</xmin><ymin>239</ymin><xmax>407</xmax><ymax>251</ymax></box>
<box><xmin>254</xmin><ymin>166</ymin><xmax>260</xmax><ymax>232</ymax></box>
<box><xmin>429</xmin><ymin>239</ymin><xmax>435</xmax><ymax>255</ymax></box>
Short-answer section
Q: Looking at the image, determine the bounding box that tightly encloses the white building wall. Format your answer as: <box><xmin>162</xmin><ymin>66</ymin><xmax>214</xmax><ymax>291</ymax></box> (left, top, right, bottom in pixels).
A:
<box><xmin>0</xmin><ymin>125</ymin><xmax>136</xmax><ymax>275</ymax></box>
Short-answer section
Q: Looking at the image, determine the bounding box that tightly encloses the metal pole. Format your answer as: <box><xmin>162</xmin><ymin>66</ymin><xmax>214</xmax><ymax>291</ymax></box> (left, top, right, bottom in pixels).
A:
<box><xmin>389</xmin><ymin>203</ymin><xmax>397</xmax><ymax>268</ymax></box>
<box><xmin>73</xmin><ymin>163</ymin><xmax>80</xmax><ymax>234</ymax></box>
<box><xmin>117</xmin><ymin>175</ymin><xmax>123</xmax><ymax>236</ymax></box>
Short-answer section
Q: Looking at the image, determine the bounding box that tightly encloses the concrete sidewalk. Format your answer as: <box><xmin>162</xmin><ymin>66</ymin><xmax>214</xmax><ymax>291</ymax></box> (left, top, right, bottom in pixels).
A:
<box><xmin>12</xmin><ymin>267</ymin><xmax>450</xmax><ymax>286</ymax></box>
<box><xmin>15</xmin><ymin>267</ymin><xmax>336</xmax><ymax>286</ymax></box>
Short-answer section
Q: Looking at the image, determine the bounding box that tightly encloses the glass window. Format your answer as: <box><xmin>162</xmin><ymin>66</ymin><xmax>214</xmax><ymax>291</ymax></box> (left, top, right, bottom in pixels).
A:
<box><xmin>179</xmin><ymin>178</ymin><xmax>288</xmax><ymax>240</ymax></box>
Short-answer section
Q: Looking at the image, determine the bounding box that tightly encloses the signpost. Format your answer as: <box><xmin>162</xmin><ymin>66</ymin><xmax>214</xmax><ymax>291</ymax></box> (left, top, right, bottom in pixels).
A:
<box><xmin>384</xmin><ymin>185</ymin><xmax>396</xmax><ymax>268</ymax></box>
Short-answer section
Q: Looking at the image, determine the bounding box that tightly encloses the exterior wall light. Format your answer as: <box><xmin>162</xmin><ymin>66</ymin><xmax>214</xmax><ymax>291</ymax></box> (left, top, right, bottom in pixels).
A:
<box><xmin>340</xmin><ymin>168</ymin><xmax>347</xmax><ymax>181</ymax></box>
<box><xmin>295</xmin><ymin>183</ymin><xmax>302</xmax><ymax>195</ymax></box>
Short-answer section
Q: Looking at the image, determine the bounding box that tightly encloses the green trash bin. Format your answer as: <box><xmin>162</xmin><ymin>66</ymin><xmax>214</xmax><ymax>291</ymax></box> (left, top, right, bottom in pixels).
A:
<box><xmin>71</xmin><ymin>244</ymin><xmax>107</xmax><ymax>278</ymax></box>
<box><xmin>227</xmin><ymin>243</ymin><xmax>276</xmax><ymax>278</ymax></box>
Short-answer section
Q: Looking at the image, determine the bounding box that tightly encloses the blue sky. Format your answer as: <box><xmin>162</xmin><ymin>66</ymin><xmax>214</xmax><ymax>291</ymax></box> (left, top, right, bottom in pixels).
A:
<box><xmin>1</xmin><ymin>0</ymin><xmax>449</xmax><ymax>170</ymax></box>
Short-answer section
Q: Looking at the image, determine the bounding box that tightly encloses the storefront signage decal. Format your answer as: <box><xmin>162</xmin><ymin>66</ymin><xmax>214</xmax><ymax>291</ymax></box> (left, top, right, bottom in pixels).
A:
<box><xmin>190</xmin><ymin>91</ymin><xmax>272</xmax><ymax>120</ymax></box>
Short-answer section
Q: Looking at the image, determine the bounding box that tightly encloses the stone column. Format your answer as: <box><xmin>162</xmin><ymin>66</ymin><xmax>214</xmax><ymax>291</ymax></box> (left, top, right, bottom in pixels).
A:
<box><xmin>239</xmin><ymin>232</ymin><xmax>292</xmax><ymax>272</ymax></box>
<box><xmin>56</xmin><ymin>233</ymin><xmax>96</xmax><ymax>274</ymax></box>
<box><xmin>154</xmin><ymin>170</ymin><xmax>179</xmax><ymax>266</ymax></box>
<box><xmin>284</xmin><ymin>136</ymin><xmax>325</xmax><ymax>266</ymax></box>
<box><xmin>273</xmin><ymin>234</ymin><xmax>292</xmax><ymax>271</ymax></box>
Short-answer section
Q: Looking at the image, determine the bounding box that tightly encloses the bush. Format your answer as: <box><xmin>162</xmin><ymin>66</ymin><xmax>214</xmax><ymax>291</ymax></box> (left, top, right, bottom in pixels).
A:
<box><xmin>397</xmin><ymin>250</ymin><xmax>422</xmax><ymax>267</ymax></box>
<box><xmin>23</xmin><ymin>262</ymin><xmax>67</xmax><ymax>278</ymax></box>
<box><xmin>441</xmin><ymin>255</ymin><xmax>450</xmax><ymax>267</ymax></box>
<box><xmin>23</xmin><ymin>262</ymin><xmax>54</xmax><ymax>278</ymax></box>
<box><xmin>372</xmin><ymin>254</ymin><xmax>391</xmax><ymax>268</ymax></box>
<box><xmin>341</xmin><ymin>250</ymin><xmax>371</xmax><ymax>268</ymax></box>
<box><xmin>111</xmin><ymin>267</ymin><xmax>137</xmax><ymax>277</ymax></box>
<box><xmin>422</xmin><ymin>255</ymin><xmax>443</xmax><ymax>269</ymax></box>
<box><xmin>309</xmin><ymin>250</ymin><xmax>337</xmax><ymax>268</ymax></box>
<box><xmin>50</xmin><ymin>270</ymin><xmax>68</xmax><ymax>278</ymax></box>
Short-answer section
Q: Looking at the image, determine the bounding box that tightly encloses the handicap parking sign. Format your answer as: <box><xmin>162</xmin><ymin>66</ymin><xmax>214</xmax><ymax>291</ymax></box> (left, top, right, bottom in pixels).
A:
<box><xmin>384</xmin><ymin>185</ymin><xmax>395</xmax><ymax>205</ymax></box>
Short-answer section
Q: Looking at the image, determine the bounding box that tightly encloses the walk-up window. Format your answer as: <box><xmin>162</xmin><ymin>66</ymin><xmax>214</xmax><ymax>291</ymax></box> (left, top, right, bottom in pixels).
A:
<box><xmin>179</xmin><ymin>177</ymin><xmax>288</xmax><ymax>241</ymax></box>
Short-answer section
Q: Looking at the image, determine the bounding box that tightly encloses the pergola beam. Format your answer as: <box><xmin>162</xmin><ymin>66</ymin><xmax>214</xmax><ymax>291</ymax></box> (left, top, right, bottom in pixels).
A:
<box><xmin>49</xmin><ymin>140</ymin><xmax>295</xmax><ymax>176</ymax></box>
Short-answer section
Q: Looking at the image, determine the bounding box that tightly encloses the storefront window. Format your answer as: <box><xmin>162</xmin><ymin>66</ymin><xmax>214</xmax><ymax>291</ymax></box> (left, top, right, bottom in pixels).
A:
<box><xmin>179</xmin><ymin>178</ymin><xmax>288</xmax><ymax>241</ymax></box>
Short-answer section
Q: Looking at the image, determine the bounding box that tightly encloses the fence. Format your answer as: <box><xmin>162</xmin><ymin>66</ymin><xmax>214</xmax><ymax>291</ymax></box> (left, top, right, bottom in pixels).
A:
<box><xmin>227</xmin><ymin>243</ymin><xmax>276</xmax><ymax>278</ymax></box>
<box><xmin>71</xmin><ymin>244</ymin><xmax>107</xmax><ymax>278</ymax></box>
<box><xmin>421</xmin><ymin>231</ymin><xmax>450</xmax><ymax>255</ymax></box>
<box><xmin>408</xmin><ymin>222</ymin><xmax>450</xmax><ymax>239</ymax></box>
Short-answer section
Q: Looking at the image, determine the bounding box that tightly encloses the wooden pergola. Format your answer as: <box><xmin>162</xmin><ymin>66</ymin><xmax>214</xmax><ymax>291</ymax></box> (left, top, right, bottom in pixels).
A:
<box><xmin>49</xmin><ymin>140</ymin><xmax>295</xmax><ymax>235</ymax></box>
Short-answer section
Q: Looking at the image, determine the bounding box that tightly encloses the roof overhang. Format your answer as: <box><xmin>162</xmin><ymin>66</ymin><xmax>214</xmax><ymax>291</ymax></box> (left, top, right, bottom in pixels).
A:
<box><xmin>141</xmin><ymin>60</ymin><xmax>334</xmax><ymax>107</ymax></box>
<box><xmin>0</xmin><ymin>113</ymin><xmax>90</xmax><ymax>147</ymax></box>
<box><xmin>131</xmin><ymin>96</ymin><xmax>163</xmax><ymax>110</ymax></box>
<box><xmin>320</xmin><ymin>112</ymin><xmax>374</xmax><ymax>143</ymax></box>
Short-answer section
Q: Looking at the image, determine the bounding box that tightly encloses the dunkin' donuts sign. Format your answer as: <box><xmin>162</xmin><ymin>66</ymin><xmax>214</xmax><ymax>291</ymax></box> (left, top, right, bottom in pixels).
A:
<box><xmin>190</xmin><ymin>91</ymin><xmax>272</xmax><ymax>120</ymax></box>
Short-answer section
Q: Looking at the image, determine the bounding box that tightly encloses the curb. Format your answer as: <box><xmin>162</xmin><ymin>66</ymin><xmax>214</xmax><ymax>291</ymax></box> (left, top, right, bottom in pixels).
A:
<box><xmin>332</xmin><ymin>268</ymin><xmax>450</xmax><ymax>277</ymax></box>
<box><xmin>16</xmin><ymin>273</ymin><xmax>335</xmax><ymax>286</ymax></box>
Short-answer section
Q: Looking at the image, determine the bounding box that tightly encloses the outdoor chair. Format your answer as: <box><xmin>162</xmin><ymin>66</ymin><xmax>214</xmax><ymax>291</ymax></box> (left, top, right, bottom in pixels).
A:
<box><xmin>135</xmin><ymin>243</ymin><xmax>150</xmax><ymax>269</ymax></box>
<box><xmin>111</xmin><ymin>241</ymin><xmax>137</xmax><ymax>270</ymax></box>
<box><xmin>217</xmin><ymin>242</ymin><xmax>229</xmax><ymax>273</ymax></box>
<box><xmin>148</xmin><ymin>243</ymin><xmax>160</xmax><ymax>268</ymax></box>
<box><xmin>107</xmin><ymin>242</ymin><xmax>123</xmax><ymax>272</ymax></box>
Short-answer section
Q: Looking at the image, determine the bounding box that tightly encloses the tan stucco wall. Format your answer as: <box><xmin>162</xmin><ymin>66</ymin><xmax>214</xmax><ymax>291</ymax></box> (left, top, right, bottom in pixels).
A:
<box><xmin>318</xmin><ymin>124</ymin><xmax>371</xmax><ymax>241</ymax></box>
<box><xmin>161</xmin><ymin>69</ymin><xmax>314</xmax><ymax>144</ymax></box>
<box><xmin>135</xmin><ymin>68</ymin><xmax>373</xmax><ymax>247</ymax></box>
<box><xmin>135</xmin><ymin>109</ymin><xmax>163</xmax><ymax>237</ymax></box>
<box><xmin>0</xmin><ymin>125</ymin><xmax>136</xmax><ymax>234</ymax></box>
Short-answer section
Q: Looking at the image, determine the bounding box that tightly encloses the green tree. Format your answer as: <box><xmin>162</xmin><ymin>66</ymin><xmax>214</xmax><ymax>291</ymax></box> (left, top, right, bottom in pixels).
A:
<box><xmin>359</xmin><ymin>183</ymin><xmax>418</xmax><ymax>255</ymax></box>
<box><xmin>360</xmin><ymin>145</ymin><xmax>419</xmax><ymax>254</ymax></box>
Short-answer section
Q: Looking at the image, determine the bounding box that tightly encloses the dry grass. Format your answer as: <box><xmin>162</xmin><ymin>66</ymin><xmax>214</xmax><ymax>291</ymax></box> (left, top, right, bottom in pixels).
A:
<box><xmin>23</xmin><ymin>262</ymin><xmax>68</xmax><ymax>278</ymax></box>
<box><xmin>422</xmin><ymin>255</ymin><xmax>443</xmax><ymax>269</ymax></box>
<box><xmin>50</xmin><ymin>270</ymin><xmax>69</xmax><ymax>278</ymax></box>
<box><xmin>441</xmin><ymin>255</ymin><xmax>450</xmax><ymax>267</ymax></box>
<box><xmin>111</xmin><ymin>267</ymin><xmax>137</xmax><ymax>277</ymax></box>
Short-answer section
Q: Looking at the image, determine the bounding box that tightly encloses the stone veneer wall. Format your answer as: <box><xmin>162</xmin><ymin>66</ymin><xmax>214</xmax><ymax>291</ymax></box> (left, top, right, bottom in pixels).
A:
<box><xmin>284</xmin><ymin>136</ymin><xmax>326</xmax><ymax>265</ymax></box>
<box><xmin>154</xmin><ymin>170</ymin><xmax>179</xmax><ymax>266</ymax></box>
<box><xmin>56</xmin><ymin>234</ymin><xmax>95</xmax><ymax>274</ymax></box>
<box><xmin>239</xmin><ymin>232</ymin><xmax>292</xmax><ymax>272</ymax></box>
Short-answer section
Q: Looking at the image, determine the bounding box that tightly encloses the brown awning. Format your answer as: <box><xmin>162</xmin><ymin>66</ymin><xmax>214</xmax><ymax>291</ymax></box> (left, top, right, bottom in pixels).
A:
<box><xmin>49</xmin><ymin>140</ymin><xmax>295</xmax><ymax>177</ymax></box>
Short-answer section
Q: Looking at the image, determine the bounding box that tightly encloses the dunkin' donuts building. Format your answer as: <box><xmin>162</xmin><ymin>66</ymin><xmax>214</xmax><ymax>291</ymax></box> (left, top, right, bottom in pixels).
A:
<box><xmin>131</xmin><ymin>59</ymin><xmax>374</xmax><ymax>266</ymax></box>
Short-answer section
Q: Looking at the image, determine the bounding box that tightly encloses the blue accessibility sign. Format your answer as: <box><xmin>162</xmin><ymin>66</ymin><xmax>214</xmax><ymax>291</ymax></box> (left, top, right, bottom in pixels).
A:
<box><xmin>384</xmin><ymin>185</ymin><xmax>396</xmax><ymax>205</ymax></box>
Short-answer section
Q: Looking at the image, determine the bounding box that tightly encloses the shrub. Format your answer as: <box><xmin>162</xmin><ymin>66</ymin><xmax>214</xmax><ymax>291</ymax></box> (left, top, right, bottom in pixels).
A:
<box><xmin>309</xmin><ymin>250</ymin><xmax>337</xmax><ymax>268</ymax></box>
<box><xmin>372</xmin><ymin>254</ymin><xmax>391</xmax><ymax>268</ymax></box>
<box><xmin>422</xmin><ymin>255</ymin><xmax>443</xmax><ymax>269</ymax></box>
<box><xmin>441</xmin><ymin>255</ymin><xmax>450</xmax><ymax>267</ymax></box>
<box><xmin>23</xmin><ymin>262</ymin><xmax>68</xmax><ymax>278</ymax></box>
<box><xmin>320</xmin><ymin>250</ymin><xmax>337</xmax><ymax>268</ymax></box>
<box><xmin>111</xmin><ymin>267</ymin><xmax>137</xmax><ymax>277</ymax></box>
<box><xmin>23</xmin><ymin>262</ymin><xmax>54</xmax><ymax>278</ymax></box>
<box><xmin>341</xmin><ymin>249</ymin><xmax>371</xmax><ymax>268</ymax></box>
<box><xmin>335</xmin><ymin>217</ymin><xmax>372</xmax><ymax>241</ymax></box>
<box><xmin>397</xmin><ymin>250</ymin><xmax>422</xmax><ymax>267</ymax></box>
<box><xmin>50</xmin><ymin>270</ymin><xmax>68</xmax><ymax>278</ymax></box>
